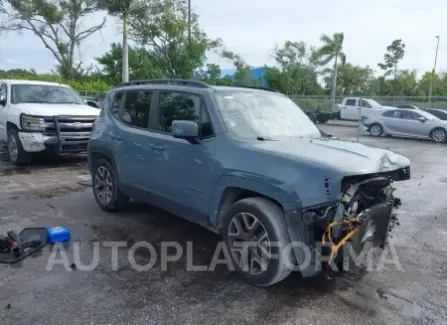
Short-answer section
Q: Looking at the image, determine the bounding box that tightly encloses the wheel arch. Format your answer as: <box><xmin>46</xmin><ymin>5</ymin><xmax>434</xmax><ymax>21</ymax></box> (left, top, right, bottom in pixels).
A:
<box><xmin>210</xmin><ymin>175</ymin><xmax>300</xmax><ymax>233</ymax></box>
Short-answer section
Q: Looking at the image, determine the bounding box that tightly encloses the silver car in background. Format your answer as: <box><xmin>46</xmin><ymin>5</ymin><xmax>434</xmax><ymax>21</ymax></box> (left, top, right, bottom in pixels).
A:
<box><xmin>362</xmin><ymin>108</ymin><xmax>447</xmax><ymax>143</ymax></box>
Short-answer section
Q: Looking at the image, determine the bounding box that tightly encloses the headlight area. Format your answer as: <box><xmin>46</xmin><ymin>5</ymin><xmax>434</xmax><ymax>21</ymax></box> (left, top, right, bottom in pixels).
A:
<box><xmin>20</xmin><ymin>114</ymin><xmax>52</xmax><ymax>132</ymax></box>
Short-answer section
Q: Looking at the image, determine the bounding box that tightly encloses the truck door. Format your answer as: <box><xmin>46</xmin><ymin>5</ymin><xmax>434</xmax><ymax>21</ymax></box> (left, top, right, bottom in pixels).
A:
<box><xmin>341</xmin><ymin>98</ymin><xmax>357</xmax><ymax>120</ymax></box>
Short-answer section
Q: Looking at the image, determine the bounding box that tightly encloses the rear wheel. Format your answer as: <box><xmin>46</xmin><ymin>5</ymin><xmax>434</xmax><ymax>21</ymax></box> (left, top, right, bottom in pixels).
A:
<box><xmin>92</xmin><ymin>158</ymin><xmax>129</xmax><ymax>212</ymax></box>
<box><xmin>223</xmin><ymin>197</ymin><xmax>293</xmax><ymax>287</ymax></box>
<box><xmin>430</xmin><ymin>128</ymin><xmax>447</xmax><ymax>143</ymax></box>
<box><xmin>7</xmin><ymin>129</ymin><xmax>32</xmax><ymax>166</ymax></box>
<box><xmin>369</xmin><ymin>123</ymin><xmax>383</xmax><ymax>137</ymax></box>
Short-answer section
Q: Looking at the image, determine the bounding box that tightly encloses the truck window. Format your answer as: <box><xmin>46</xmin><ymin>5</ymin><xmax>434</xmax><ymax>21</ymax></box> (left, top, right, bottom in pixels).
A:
<box><xmin>0</xmin><ymin>84</ymin><xmax>7</xmax><ymax>105</ymax></box>
<box><xmin>361</xmin><ymin>100</ymin><xmax>371</xmax><ymax>108</ymax></box>
<box><xmin>345</xmin><ymin>99</ymin><xmax>356</xmax><ymax>106</ymax></box>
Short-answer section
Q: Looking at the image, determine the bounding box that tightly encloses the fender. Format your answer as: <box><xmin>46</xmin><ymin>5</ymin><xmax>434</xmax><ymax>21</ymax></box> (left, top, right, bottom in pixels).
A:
<box><xmin>208</xmin><ymin>174</ymin><xmax>302</xmax><ymax>228</ymax></box>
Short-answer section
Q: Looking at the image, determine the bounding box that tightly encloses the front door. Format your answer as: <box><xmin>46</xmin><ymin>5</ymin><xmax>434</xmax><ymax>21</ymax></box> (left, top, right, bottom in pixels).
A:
<box><xmin>147</xmin><ymin>90</ymin><xmax>218</xmax><ymax>223</ymax></box>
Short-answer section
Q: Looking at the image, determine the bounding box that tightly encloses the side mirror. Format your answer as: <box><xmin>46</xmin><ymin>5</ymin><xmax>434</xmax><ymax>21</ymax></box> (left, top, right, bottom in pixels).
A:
<box><xmin>418</xmin><ymin>117</ymin><xmax>426</xmax><ymax>122</ymax></box>
<box><xmin>171</xmin><ymin>120</ymin><xmax>200</xmax><ymax>143</ymax></box>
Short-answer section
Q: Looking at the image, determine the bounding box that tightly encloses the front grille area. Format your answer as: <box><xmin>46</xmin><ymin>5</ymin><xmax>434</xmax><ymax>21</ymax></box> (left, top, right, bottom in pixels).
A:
<box><xmin>42</xmin><ymin>115</ymin><xmax>97</xmax><ymax>152</ymax></box>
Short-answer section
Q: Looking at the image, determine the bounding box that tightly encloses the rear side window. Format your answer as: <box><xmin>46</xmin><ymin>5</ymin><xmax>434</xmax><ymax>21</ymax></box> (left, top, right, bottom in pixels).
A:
<box><xmin>121</xmin><ymin>90</ymin><xmax>153</xmax><ymax>128</ymax></box>
<box><xmin>382</xmin><ymin>110</ymin><xmax>400</xmax><ymax>118</ymax></box>
<box><xmin>157</xmin><ymin>91</ymin><xmax>213</xmax><ymax>137</ymax></box>
<box><xmin>110</xmin><ymin>92</ymin><xmax>124</xmax><ymax>118</ymax></box>
<box><xmin>345</xmin><ymin>99</ymin><xmax>356</xmax><ymax>106</ymax></box>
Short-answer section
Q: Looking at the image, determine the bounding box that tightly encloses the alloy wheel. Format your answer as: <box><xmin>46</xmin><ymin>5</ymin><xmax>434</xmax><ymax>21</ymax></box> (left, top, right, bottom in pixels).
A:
<box><xmin>432</xmin><ymin>129</ymin><xmax>446</xmax><ymax>143</ymax></box>
<box><xmin>370</xmin><ymin>125</ymin><xmax>382</xmax><ymax>136</ymax></box>
<box><xmin>94</xmin><ymin>166</ymin><xmax>114</xmax><ymax>205</ymax></box>
<box><xmin>228</xmin><ymin>212</ymin><xmax>271</xmax><ymax>275</ymax></box>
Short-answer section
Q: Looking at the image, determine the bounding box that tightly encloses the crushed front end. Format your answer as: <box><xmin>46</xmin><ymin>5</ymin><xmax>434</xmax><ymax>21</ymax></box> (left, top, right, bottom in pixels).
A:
<box><xmin>291</xmin><ymin>165</ymin><xmax>410</xmax><ymax>278</ymax></box>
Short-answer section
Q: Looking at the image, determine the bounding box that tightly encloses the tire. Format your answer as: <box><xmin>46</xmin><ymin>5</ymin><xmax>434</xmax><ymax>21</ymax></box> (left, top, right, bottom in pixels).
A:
<box><xmin>430</xmin><ymin>127</ymin><xmax>447</xmax><ymax>143</ymax></box>
<box><xmin>369</xmin><ymin>123</ymin><xmax>383</xmax><ymax>137</ymax></box>
<box><xmin>7</xmin><ymin>129</ymin><xmax>32</xmax><ymax>166</ymax></box>
<box><xmin>92</xmin><ymin>158</ymin><xmax>129</xmax><ymax>212</ymax></box>
<box><xmin>223</xmin><ymin>197</ymin><xmax>293</xmax><ymax>287</ymax></box>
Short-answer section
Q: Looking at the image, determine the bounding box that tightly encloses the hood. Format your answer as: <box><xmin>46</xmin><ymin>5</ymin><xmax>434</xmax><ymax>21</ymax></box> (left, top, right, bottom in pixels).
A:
<box><xmin>12</xmin><ymin>103</ymin><xmax>100</xmax><ymax>117</ymax></box>
<box><xmin>249</xmin><ymin>137</ymin><xmax>410</xmax><ymax>175</ymax></box>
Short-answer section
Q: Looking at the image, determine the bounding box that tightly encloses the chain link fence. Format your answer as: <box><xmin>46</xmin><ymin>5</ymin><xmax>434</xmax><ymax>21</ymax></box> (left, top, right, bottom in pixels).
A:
<box><xmin>78</xmin><ymin>90</ymin><xmax>447</xmax><ymax>112</ymax></box>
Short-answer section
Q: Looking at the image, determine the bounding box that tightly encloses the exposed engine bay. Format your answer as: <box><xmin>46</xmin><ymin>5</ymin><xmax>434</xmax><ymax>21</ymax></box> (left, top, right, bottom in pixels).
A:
<box><xmin>302</xmin><ymin>167</ymin><xmax>409</xmax><ymax>271</ymax></box>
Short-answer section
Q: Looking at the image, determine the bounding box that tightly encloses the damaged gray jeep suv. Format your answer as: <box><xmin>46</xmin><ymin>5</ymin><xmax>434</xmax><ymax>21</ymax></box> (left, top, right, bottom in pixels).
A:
<box><xmin>88</xmin><ymin>79</ymin><xmax>411</xmax><ymax>286</ymax></box>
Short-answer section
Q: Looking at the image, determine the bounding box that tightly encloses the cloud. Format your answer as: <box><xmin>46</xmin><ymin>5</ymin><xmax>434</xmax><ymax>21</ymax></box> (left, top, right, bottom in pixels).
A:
<box><xmin>0</xmin><ymin>0</ymin><xmax>445</xmax><ymax>75</ymax></box>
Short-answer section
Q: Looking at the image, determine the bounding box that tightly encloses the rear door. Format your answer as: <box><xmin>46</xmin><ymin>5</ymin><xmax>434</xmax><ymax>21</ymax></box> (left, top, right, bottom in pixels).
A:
<box><xmin>111</xmin><ymin>89</ymin><xmax>158</xmax><ymax>195</ymax></box>
<box><xmin>380</xmin><ymin>109</ymin><xmax>402</xmax><ymax>134</ymax></box>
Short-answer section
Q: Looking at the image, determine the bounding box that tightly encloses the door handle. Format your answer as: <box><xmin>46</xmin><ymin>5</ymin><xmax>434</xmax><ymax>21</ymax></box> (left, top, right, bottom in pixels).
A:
<box><xmin>110</xmin><ymin>133</ymin><xmax>121</xmax><ymax>141</ymax></box>
<box><xmin>149</xmin><ymin>144</ymin><xmax>165</xmax><ymax>151</ymax></box>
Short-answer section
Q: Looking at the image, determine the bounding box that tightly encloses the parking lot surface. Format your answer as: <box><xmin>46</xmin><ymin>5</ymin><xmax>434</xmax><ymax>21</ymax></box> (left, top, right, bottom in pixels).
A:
<box><xmin>0</xmin><ymin>125</ymin><xmax>446</xmax><ymax>325</ymax></box>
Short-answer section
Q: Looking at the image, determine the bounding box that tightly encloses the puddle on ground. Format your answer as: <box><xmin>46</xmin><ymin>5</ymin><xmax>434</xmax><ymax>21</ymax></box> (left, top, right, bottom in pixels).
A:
<box><xmin>378</xmin><ymin>289</ymin><xmax>447</xmax><ymax>324</ymax></box>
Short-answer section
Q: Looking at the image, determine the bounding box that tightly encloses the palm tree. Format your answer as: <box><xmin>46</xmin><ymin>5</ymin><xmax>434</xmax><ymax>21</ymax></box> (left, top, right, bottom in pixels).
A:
<box><xmin>99</xmin><ymin>0</ymin><xmax>141</xmax><ymax>83</ymax></box>
<box><xmin>315</xmin><ymin>32</ymin><xmax>346</xmax><ymax>104</ymax></box>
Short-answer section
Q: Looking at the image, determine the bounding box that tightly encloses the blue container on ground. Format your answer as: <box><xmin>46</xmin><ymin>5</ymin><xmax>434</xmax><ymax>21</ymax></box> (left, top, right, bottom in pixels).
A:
<box><xmin>47</xmin><ymin>226</ymin><xmax>71</xmax><ymax>243</ymax></box>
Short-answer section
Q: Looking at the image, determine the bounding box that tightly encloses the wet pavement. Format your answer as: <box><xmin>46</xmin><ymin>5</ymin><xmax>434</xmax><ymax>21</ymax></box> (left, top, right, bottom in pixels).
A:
<box><xmin>0</xmin><ymin>126</ymin><xmax>446</xmax><ymax>325</ymax></box>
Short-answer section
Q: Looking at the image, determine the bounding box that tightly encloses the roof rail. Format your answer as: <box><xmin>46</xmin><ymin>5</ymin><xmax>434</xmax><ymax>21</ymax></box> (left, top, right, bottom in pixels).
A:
<box><xmin>116</xmin><ymin>79</ymin><xmax>211</xmax><ymax>88</ymax></box>
<box><xmin>232</xmin><ymin>85</ymin><xmax>279</xmax><ymax>93</ymax></box>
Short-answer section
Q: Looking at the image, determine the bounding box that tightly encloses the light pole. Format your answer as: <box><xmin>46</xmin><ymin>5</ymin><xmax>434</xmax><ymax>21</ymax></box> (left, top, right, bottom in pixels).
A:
<box><xmin>428</xmin><ymin>36</ymin><xmax>440</xmax><ymax>108</ymax></box>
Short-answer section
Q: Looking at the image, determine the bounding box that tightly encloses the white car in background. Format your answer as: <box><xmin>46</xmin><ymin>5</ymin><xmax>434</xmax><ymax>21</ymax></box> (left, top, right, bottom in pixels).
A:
<box><xmin>0</xmin><ymin>79</ymin><xmax>99</xmax><ymax>165</ymax></box>
<box><xmin>334</xmin><ymin>97</ymin><xmax>395</xmax><ymax>120</ymax></box>
<box><xmin>362</xmin><ymin>108</ymin><xmax>447</xmax><ymax>143</ymax></box>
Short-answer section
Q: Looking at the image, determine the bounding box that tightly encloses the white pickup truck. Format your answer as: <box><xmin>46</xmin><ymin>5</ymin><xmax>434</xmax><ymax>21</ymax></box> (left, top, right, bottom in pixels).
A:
<box><xmin>0</xmin><ymin>79</ymin><xmax>99</xmax><ymax>165</ymax></box>
<box><xmin>334</xmin><ymin>97</ymin><xmax>395</xmax><ymax>120</ymax></box>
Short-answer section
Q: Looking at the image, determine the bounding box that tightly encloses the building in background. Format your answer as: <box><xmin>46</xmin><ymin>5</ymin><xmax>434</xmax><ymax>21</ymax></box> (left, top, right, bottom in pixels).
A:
<box><xmin>220</xmin><ymin>67</ymin><xmax>267</xmax><ymax>86</ymax></box>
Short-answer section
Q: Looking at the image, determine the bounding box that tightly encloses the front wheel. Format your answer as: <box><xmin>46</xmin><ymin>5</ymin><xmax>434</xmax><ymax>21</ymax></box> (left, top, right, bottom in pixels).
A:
<box><xmin>430</xmin><ymin>128</ymin><xmax>447</xmax><ymax>143</ymax></box>
<box><xmin>7</xmin><ymin>129</ymin><xmax>32</xmax><ymax>166</ymax></box>
<box><xmin>223</xmin><ymin>197</ymin><xmax>294</xmax><ymax>287</ymax></box>
<box><xmin>92</xmin><ymin>158</ymin><xmax>129</xmax><ymax>212</ymax></box>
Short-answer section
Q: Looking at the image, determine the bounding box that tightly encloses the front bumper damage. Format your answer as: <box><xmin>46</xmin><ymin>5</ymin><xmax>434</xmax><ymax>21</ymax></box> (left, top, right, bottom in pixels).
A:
<box><xmin>287</xmin><ymin>167</ymin><xmax>409</xmax><ymax>278</ymax></box>
<box><xmin>19</xmin><ymin>115</ymin><xmax>96</xmax><ymax>154</ymax></box>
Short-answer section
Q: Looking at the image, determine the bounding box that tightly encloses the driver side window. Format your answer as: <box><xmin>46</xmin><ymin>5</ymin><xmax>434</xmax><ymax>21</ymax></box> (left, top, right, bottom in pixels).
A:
<box><xmin>0</xmin><ymin>84</ymin><xmax>7</xmax><ymax>106</ymax></box>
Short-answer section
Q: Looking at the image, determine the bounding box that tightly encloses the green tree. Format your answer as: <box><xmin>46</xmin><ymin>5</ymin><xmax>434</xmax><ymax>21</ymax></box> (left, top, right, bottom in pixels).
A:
<box><xmin>128</xmin><ymin>0</ymin><xmax>219</xmax><ymax>79</ymax></box>
<box><xmin>0</xmin><ymin>0</ymin><xmax>106</xmax><ymax>79</ymax></box>
<box><xmin>390</xmin><ymin>70</ymin><xmax>421</xmax><ymax>96</ymax></box>
<box><xmin>322</xmin><ymin>63</ymin><xmax>374</xmax><ymax>96</ymax></box>
<box><xmin>378</xmin><ymin>39</ymin><xmax>405</xmax><ymax>79</ymax></box>
<box><xmin>97</xmin><ymin>0</ymin><xmax>145</xmax><ymax>83</ymax></box>
<box><xmin>95</xmin><ymin>42</ymin><xmax>163</xmax><ymax>85</ymax></box>
<box><xmin>265</xmin><ymin>41</ymin><xmax>321</xmax><ymax>95</ymax></box>
<box><xmin>314</xmin><ymin>32</ymin><xmax>346</xmax><ymax>103</ymax></box>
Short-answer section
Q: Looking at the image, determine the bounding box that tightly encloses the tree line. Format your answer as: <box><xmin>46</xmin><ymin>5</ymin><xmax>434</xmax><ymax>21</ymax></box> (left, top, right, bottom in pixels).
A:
<box><xmin>0</xmin><ymin>0</ymin><xmax>445</xmax><ymax>99</ymax></box>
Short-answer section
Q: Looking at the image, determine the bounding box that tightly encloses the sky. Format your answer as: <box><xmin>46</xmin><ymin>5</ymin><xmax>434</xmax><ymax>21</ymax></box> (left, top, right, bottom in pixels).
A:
<box><xmin>0</xmin><ymin>0</ymin><xmax>445</xmax><ymax>77</ymax></box>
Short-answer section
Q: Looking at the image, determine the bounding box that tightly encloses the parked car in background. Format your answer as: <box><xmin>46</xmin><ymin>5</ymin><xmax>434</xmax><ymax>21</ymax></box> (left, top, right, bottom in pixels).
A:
<box><xmin>333</xmin><ymin>97</ymin><xmax>395</xmax><ymax>120</ymax></box>
<box><xmin>426</xmin><ymin>108</ymin><xmax>447</xmax><ymax>120</ymax></box>
<box><xmin>0</xmin><ymin>79</ymin><xmax>99</xmax><ymax>165</ymax></box>
<box><xmin>362</xmin><ymin>108</ymin><xmax>447</xmax><ymax>143</ymax></box>
<box><xmin>88</xmin><ymin>79</ymin><xmax>410</xmax><ymax>286</ymax></box>
<box><xmin>395</xmin><ymin>104</ymin><xmax>421</xmax><ymax>110</ymax></box>
<box><xmin>302</xmin><ymin>108</ymin><xmax>332</xmax><ymax>124</ymax></box>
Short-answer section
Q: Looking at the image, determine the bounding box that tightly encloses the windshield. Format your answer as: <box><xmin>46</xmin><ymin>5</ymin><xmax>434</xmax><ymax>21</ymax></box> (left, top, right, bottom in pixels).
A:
<box><xmin>418</xmin><ymin>110</ymin><xmax>440</xmax><ymax>120</ymax></box>
<box><xmin>11</xmin><ymin>84</ymin><xmax>83</xmax><ymax>105</ymax></box>
<box><xmin>367</xmin><ymin>99</ymin><xmax>381</xmax><ymax>107</ymax></box>
<box><xmin>214</xmin><ymin>89</ymin><xmax>321</xmax><ymax>140</ymax></box>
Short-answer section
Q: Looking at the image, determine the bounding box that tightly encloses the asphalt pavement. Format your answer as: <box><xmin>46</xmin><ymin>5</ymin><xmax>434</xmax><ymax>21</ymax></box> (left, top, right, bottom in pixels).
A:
<box><xmin>0</xmin><ymin>126</ymin><xmax>446</xmax><ymax>325</ymax></box>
